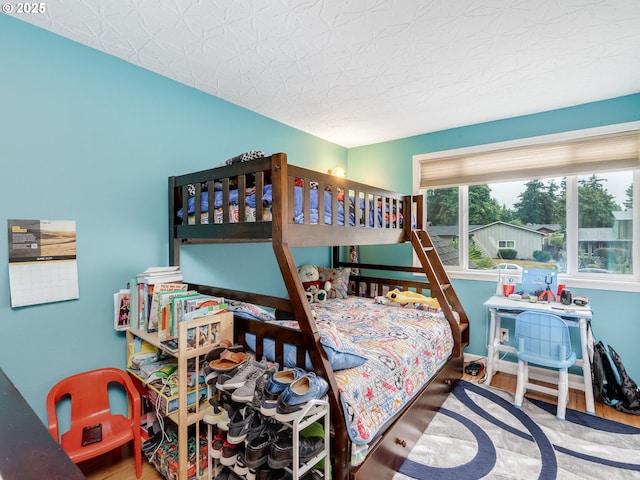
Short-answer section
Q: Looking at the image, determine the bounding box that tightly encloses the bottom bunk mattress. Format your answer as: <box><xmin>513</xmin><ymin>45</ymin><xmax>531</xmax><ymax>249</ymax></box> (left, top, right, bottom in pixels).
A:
<box><xmin>240</xmin><ymin>297</ymin><xmax>454</xmax><ymax>447</ymax></box>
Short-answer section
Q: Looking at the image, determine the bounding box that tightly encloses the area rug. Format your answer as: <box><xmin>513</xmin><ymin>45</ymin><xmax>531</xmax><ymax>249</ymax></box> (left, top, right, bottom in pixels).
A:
<box><xmin>393</xmin><ymin>380</ymin><xmax>640</xmax><ymax>480</ymax></box>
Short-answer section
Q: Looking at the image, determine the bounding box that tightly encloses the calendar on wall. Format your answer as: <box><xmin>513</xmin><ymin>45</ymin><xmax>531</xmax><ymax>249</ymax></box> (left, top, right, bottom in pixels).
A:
<box><xmin>7</xmin><ymin>219</ymin><xmax>79</xmax><ymax>308</ymax></box>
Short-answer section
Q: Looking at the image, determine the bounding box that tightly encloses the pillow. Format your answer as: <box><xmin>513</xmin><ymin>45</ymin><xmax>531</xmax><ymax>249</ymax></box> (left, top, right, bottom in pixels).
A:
<box><xmin>244</xmin><ymin>321</ymin><xmax>367</xmax><ymax>371</ymax></box>
<box><xmin>317</xmin><ymin>267</ymin><xmax>350</xmax><ymax>299</ymax></box>
<box><xmin>319</xmin><ymin>322</ymin><xmax>368</xmax><ymax>370</ymax></box>
<box><xmin>227</xmin><ymin>301</ymin><xmax>275</xmax><ymax>322</ymax></box>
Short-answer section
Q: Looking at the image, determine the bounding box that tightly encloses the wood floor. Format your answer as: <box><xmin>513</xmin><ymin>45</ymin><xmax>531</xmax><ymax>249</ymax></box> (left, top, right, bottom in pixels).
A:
<box><xmin>79</xmin><ymin>370</ymin><xmax>640</xmax><ymax>480</ymax></box>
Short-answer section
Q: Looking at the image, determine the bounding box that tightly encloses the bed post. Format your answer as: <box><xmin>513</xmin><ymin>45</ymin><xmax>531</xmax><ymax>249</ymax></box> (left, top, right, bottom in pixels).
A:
<box><xmin>168</xmin><ymin>175</ymin><xmax>179</xmax><ymax>266</ymax></box>
<box><xmin>270</xmin><ymin>153</ymin><xmax>352</xmax><ymax>480</ymax></box>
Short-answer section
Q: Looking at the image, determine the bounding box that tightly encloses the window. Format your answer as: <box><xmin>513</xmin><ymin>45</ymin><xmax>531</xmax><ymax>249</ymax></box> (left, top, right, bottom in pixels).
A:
<box><xmin>415</xmin><ymin>124</ymin><xmax>640</xmax><ymax>285</ymax></box>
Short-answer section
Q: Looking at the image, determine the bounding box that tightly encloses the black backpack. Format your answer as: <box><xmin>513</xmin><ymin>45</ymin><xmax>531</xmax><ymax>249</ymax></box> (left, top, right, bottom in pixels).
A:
<box><xmin>592</xmin><ymin>340</ymin><xmax>640</xmax><ymax>414</ymax></box>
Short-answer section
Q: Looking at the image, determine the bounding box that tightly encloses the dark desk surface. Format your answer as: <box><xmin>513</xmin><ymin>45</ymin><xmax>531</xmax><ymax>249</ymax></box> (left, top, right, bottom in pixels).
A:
<box><xmin>0</xmin><ymin>368</ymin><xmax>86</xmax><ymax>480</ymax></box>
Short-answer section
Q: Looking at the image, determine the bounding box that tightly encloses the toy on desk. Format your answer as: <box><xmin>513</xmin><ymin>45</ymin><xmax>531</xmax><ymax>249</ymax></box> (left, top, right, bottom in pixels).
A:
<box><xmin>386</xmin><ymin>289</ymin><xmax>440</xmax><ymax>307</ymax></box>
<box><xmin>573</xmin><ymin>295</ymin><xmax>589</xmax><ymax>306</ymax></box>
<box><xmin>537</xmin><ymin>273</ymin><xmax>557</xmax><ymax>302</ymax></box>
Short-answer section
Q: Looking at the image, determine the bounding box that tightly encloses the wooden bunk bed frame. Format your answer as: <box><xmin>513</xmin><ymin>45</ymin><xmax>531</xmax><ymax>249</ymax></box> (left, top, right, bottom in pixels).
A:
<box><xmin>168</xmin><ymin>152</ymin><xmax>469</xmax><ymax>480</ymax></box>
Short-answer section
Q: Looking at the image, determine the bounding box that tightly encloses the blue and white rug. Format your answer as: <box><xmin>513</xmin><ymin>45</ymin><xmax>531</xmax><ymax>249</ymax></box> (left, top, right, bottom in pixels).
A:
<box><xmin>394</xmin><ymin>380</ymin><xmax>640</xmax><ymax>480</ymax></box>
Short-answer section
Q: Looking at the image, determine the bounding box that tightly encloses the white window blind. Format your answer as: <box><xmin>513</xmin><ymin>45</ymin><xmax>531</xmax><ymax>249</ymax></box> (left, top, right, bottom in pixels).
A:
<box><xmin>418</xmin><ymin>130</ymin><xmax>640</xmax><ymax>189</ymax></box>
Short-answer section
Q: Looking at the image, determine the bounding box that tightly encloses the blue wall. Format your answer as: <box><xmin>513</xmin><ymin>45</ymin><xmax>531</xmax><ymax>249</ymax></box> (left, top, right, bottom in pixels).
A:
<box><xmin>2</xmin><ymin>14</ymin><xmax>639</xmax><ymax>423</ymax></box>
<box><xmin>0</xmin><ymin>15</ymin><xmax>345</xmax><ymax>422</ymax></box>
<box><xmin>348</xmin><ymin>94</ymin><xmax>640</xmax><ymax>383</ymax></box>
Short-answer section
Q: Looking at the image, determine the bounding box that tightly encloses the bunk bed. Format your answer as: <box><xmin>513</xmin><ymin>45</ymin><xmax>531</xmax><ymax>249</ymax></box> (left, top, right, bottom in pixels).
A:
<box><xmin>169</xmin><ymin>152</ymin><xmax>469</xmax><ymax>480</ymax></box>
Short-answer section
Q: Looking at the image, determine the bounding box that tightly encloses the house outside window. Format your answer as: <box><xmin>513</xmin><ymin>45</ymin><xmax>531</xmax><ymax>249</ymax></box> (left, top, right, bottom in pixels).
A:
<box><xmin>414</xmin><ymin>124</ymin><xmax>640</xmax><ymax>287</ymax></box>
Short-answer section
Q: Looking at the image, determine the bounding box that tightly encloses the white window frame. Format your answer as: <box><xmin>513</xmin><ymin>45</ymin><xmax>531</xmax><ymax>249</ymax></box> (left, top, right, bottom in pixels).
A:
<box><xmin>498</xmin><ymin>240</ymin><xmax>516</xmax><ymax>249</ymax></box>
<box><xmin>413</xmin><ymin>122</ymin><xmax>640</xmax><ymax>293</ymax></box>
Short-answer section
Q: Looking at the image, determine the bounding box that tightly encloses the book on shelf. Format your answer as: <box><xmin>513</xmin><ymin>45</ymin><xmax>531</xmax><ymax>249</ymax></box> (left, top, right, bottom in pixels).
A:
<box><xmin>165</xmin><ymin>292</ymin><xmax>200</xmax><ymax>340</ymax></box>
<box><xmin>136</xmin><ymin>266</ymin><xmax>183</xmax><ymax>284</ymax></box>
<box><xmin>146</xmin><ymin>283</ymin><xmax>188</xmax><ymax>333</ymax></box>
<box><xmin>134</xmin><ymin>266</ymin><xmax>184</xmax><ymax>331</ymax></box>
<box><xmin>156</xmin><ymin>288</ymin><xmax>192</xmax><ymax>339</ymax></box>
<box><xmin>159</xmin><ymin>338</ymin><xmax>179</xmax><ymax>353</ymax></box>
<box><xmin>182</xmin><ymin>302</ymin><xmax>228</xmax><ymax>321</ymax></box>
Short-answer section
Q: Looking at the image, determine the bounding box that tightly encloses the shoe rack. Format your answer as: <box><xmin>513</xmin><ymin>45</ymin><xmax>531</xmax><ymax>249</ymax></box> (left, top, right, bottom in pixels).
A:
<box><xmin>206</xmin><ymin>381</ymin><xmax>330</xmax><ymax>479</ymax></box>
<box><xmin>127</xmin><ymin>311</ymin><xmax>233</xmax><ymax>480</ymax></box>
<box><xmin>285</xmin><ymin>398</ymin><xmax>330</xmax><ymax>480</ymax></box>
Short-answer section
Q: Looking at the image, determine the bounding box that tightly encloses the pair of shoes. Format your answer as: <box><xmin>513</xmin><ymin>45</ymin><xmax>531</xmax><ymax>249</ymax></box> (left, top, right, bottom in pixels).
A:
<box><xmin>217</xmin><ymin>406</ymin><xmax>233</xmax><ymax>432</ymax></box>
<box><xmin>210</xmin><ymin>349</ymin><xmax>250</xmax><ymax>372</ymax></box>
<box><xmin>301</xmin><ymin>469</ymin><xmax>324</xmax><ymax>480</ymax></box>
<box><xmin>251</xmin><ymin>363</ymin><xmax>277</xmax><ymax>408</ymax></box>
<box><xmin>234</xmin><ymin>452</ymin><xmax>249</xmax><ymax>476</ymax></box>
<box><xmin>219</xmin><ymin>356</ymin><xmax>268</xmax><ymax>392</ymax></box>
<box><xmin>256</xmin><ymin>467</ymin><xmax>292</xmax><ymax>480</ymax></box>
<box><xmin>215</xmin><ymin>354</ymin><xmax>258</xmax><ymax>391</ymax></box>
<box><xmin>232</xmin><ymin>362</ymin><xmax>279</xmax><ymax>403</ymax></box>
<box><xmin>204</xmin><ymin>341</ymin><xmax>243</xmax><ymax>384</ymax></box>
<box><xmin>244</xmin><ymin>429</ymin><xmax>276</xmax><ymax>468</ymax></box>
<box><xmin>275</xmin><ymin>372</ymin><xmax>329</xmax><ymax>422</ymax></box>
<box><xmin>203</xmin><ymin>399</ymin><xmax>227</xmax><ymax>425</ymax></box>
<box><xmin>246</xmin><ymin>414</ymin><xmax>283</xmax><ymax>445</ymax></box>
<box><xmin>226</xmin><ymin>406</ymin><xmax>255</xmax><ymax>444</ymax></box>
<box><xmin>214</xmin><ymin>466</ymin><xmax>244</xmax><ymax>480</ymax></box>
<box><xmin>210</xmin><ymin>430</ymin><xmax>227</xmax><ymax>459</ymax></box>
<box><xmin>267</xmin><ymin>431</ymin><xmax>324</xmax><ymax>469</ymax></box>
<box><xmin>220</xmin><ymin>440</ymin><xmax>244</xmax><ymax>467</ymax></box>
<box><xmin>260</xmin><ymin>368</ymin><xmax>306</xmax><ymax>416</ymax></box>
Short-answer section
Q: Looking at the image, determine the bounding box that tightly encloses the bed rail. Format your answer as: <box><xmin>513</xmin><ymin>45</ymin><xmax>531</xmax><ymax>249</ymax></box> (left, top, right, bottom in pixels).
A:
<box><xmin>169</xmin><ymin>153</ymin><xmax>416</xmax><ymax>264</ymax></box>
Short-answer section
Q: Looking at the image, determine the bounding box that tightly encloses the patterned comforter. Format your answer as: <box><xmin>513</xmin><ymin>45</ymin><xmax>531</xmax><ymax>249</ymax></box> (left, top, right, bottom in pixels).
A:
<box><xmin>309</xmin><ymin>297</ymin><xmax>454</xmax><ymax>445</ymax></box>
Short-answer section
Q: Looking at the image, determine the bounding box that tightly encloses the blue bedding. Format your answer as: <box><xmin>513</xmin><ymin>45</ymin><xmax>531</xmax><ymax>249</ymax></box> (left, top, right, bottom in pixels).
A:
<box><xmin>177</xmin><ymin>185</ymin><xmax>403</xmax><ymax>227</ymax></box>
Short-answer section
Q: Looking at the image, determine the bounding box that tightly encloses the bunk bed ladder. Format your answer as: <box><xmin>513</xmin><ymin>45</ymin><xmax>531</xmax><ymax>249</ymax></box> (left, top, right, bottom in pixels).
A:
<box><xmin>411</xmin><ymin>229</ymin><xmax>469</xmax><ymax>356</ymax></box>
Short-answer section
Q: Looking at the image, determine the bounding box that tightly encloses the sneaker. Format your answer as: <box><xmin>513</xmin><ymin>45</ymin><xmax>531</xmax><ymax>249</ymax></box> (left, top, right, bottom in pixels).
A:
<box><xmin>232</xmin><ymin>363</ymin><xmax>278</xmax><ymax>403</ymax></box>
<box><xmin>226</xmin><ymin>406</ymin><xmax>255</xmax><ymax>444</ymax></box>
<box><xmin>203</xmin><ymin>399</ymin><xmax>226</xmax><ymax>425</ymax></box>
<box><xmin>246</xmin><ymin>414</ymin><xmax>282</xmax><ymax>445</ymax></box>
<box><xmin>268</xmin><ymin>431</ymin><xmax>324</xmax><ymax>469</ymax></box>
<box><xmin>219</xmin><ymin>440</ymin><xmax>242</xmax><ymax>466</ymax></box>
<box><xmin>215</xmin><ymin>369</ymin><xmax>239</xmax><ymax>393</ymax></box>
<box><xmin>256</xmin><ymin>468</ymin><xmax>292</xmax><ymax>480</ymax></box>
<box><xmin>210</xmin><ymin>430</ymin><xmax>227</xmax><ymax>459</ymax></box>
<box><xmin>246</xmin><ymin>468</ymin><xmax>257</xmax><ymax>480</ymax></box>
<box><xmin>261</xmin><ymin>368</ymin><xmax>305</xmax><ymax>416</ymax></box>
<box><xmin>221</xmin><ymin>357</ymin><xmax>269</xmax><ymax>392</ymax></box>
<box><xmin>251</xmin><ymin>364</ymin><xmax>276</xmax><ymax>408</ymax></box>
<box><xmin>217</xmin><ymin>407</ymin><xmax>232</xmax><ymax>432</ymax></box>
<box><xmin>233</xmin><ymin>452</ymin><xmax>249</xmax><ymax>476</ymax></box>
<box><xmin>215</xmin><ymin>467</ymin><xmax>244</xmax><ymax>480</ymax></box>
<box><xmin>244</xmin><ymin>429</ymin><xmax>276</xmax><ymax>468</ymax></box>
<box><xmin>275</xmin><ymin>373</ymin><xmax>329</xmax><ymax>422</ymax></box>
<box><xmin>300</xmin><ymin>470</ymin><xmax>324</xmax><ymax>480</ymax></box>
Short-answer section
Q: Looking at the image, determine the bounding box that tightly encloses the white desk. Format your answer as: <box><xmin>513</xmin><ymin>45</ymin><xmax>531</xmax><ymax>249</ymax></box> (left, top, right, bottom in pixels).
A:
<box><xmin>484</xmin><ymin>295</ymin><xmax>595</xmax><ymax>415</ymax></box>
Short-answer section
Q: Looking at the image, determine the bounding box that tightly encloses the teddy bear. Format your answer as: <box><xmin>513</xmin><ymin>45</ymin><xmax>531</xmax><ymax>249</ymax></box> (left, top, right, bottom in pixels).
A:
<box><xmin>297</xmin><ymin>264</ymin><xmax>330</xmax><ymax>303</ymax></box>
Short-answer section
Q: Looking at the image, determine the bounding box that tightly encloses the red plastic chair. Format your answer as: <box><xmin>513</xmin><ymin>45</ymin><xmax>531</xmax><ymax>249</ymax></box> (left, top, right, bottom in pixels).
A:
<box><xmin>46</xmin><ymin>367</ymin><xmax>142</xmax><ymax>478</ymax></box>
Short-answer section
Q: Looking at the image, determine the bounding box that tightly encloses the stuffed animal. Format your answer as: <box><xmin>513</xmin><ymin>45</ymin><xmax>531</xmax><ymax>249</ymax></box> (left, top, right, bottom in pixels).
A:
<box><xmin>386</xmin><ymin>288</ymin><xmax>440</xmax><ymax>307</ymax></box>
<box><xmin>297</xmin><ymin>264</ymin><xmax>330</xmax><ymax>303</ymax></box>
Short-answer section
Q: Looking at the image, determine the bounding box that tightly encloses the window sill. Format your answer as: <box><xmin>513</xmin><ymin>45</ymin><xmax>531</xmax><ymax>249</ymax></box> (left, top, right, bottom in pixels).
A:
<box><xmin>443</xmin><ymin>269</ymin><xmax>640</xmax><ymax>293</ymax></box>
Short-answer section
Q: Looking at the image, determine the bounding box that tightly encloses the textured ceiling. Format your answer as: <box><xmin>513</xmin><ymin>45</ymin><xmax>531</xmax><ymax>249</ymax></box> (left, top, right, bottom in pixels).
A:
<box><xmin>9</xmin><ymin>1</ymin><xmax>640</xmax><ymax>147</ymax></box>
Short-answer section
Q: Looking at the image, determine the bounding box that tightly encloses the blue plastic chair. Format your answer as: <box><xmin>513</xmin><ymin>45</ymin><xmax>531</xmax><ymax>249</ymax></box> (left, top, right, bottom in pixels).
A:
<box><xmin>513</xmin><ymin>311</ymin><xmax>576</xmax><ymax>420</ymax></box>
